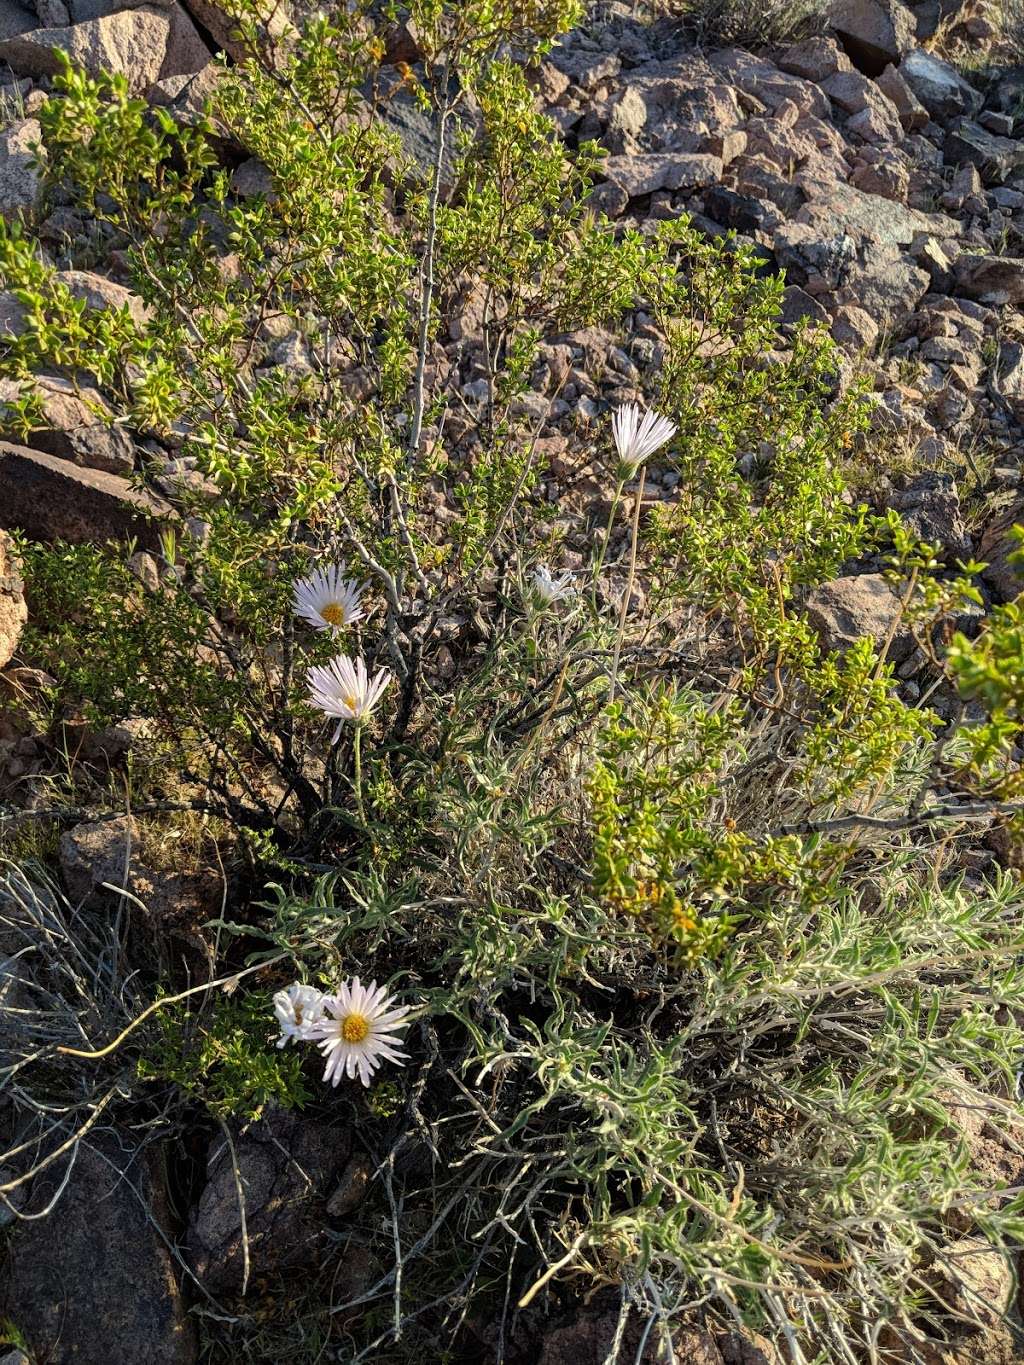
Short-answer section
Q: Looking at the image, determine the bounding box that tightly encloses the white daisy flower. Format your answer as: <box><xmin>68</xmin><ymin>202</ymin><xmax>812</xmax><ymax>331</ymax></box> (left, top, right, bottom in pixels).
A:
<box><xmin>292</xmin><ymin>562</ymin><xmax>365</xmax><ymax>633</ymax></box>
<box><xmin>611</xmin><ymin>401</ymin><xmax>677</xmax><ymax>475</ymax></box>
<box><xmin>531</xmin><ymin>565</ymin><xmax>575</xmax><ymax>605</ymax></box>
<box><xmin>307</xmin><ymin>977</ymin><xmax>411</xmax><ymax>1087</ymax></box>
<box><xmin>273</xmin><ymin>982</ymin><xmax>327</xmax><ymax>1048</ymax></box>
<box><xmin>307</xmin><ymin>653</ymin><xmax>393</xmax><ymax>741</ymax></box>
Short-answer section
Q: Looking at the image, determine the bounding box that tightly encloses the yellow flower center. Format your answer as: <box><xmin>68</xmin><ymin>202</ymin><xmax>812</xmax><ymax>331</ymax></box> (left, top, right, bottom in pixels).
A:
<box><xmin>343</xmin><ymin>693</ymin><xmax>359</xmax><ymax>712</ymax></box>
<box><xmin>341</xmin><ymin>1012</ymin><xmax>370</xmax><ymax>1044</ymax></box>
<box><xmin>320</xmin><ymin>601</ymin><xmax>346</xmax><ymax>626</ymax></box>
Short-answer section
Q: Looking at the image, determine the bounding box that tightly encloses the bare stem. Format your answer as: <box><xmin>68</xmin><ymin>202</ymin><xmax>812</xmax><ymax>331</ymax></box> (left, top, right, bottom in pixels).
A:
<box><xmin>408</xmin><ymin>89</ymin><xmax>452</xmax><ymax>458</ymax></box>
<box><xmin>608</xmin><ymin>467</ymin><xmax>646</xmax><ymax>704</ymax></box>
<box><xmin>353</xmin><ymin>722</ymin><xmax>366</xmax><ymax>826</ymax></box>
<box><xmin>591</xmin><ymin>476</ymin><xmax>625</xmax><ymax>616</ymax></box>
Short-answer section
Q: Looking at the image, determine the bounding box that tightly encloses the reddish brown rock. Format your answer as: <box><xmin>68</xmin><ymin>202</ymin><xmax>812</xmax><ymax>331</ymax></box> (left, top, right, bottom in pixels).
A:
<box><xmin>0</xmin><ymin>375</ymin><xmax>135</xmax><ymax>476</ymax></box>
<box><xmin>829</xmin><ymin>0</ymin><xmax>916</xmax><ymax>74</ymax></box>
<box><xmin>0</xmin><ymin>530</ymin><xmax>26</xmax><ymax>669</ymax></box>
<box><xmin>0</xmin><ymin>442</ymin><xmax>170</xmax><ymax>548</ymax></box>
<box><xmin>977</xmin><ymin>490</ymin><xmax>1024</xmax><ymax>603</ymax></box>
<box><xmin>876</xmin><ymin>63</ymin><xmax>929</xmax><ymax>131</ymax></box>
<box><xmin>954</xmin><ymin>255</ymin><xmax>1024</xmax><ymax>305</ymax></box>
<box><xmin>189</xmin><ymin>1109</ymin><xmax>349</xmax><ymax>1294</ymax></box>
<box><xmin>180</xmin><ymin>0</ymin><xmax>290</xmax><ymax>62</ymax></box>
<box><xmin>537</xmin><ymin>1304</ymin><xmax>724</xmax><ymax>1364</ymax></box>
<box><xmin>58</xmin><ymin>268</ymin><xmax>149</xmax><ymax>326</ymax></box>
<box><xmin>1</xmin><ymin>1136</ymin><xmax>195</xmax><ymax>1365</ymax></box>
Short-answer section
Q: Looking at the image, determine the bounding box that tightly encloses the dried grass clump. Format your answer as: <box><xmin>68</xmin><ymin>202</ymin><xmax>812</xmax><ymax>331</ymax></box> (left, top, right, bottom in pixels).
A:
<box><xmin>675</xmin><ymin>0</ymin><xmax>832</xmax><ymax>47</ymax></box>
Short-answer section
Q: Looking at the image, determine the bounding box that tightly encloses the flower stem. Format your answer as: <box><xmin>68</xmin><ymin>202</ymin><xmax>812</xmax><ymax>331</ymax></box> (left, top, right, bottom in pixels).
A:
<box><xmin>591</xmin><ymin>475</ymin><xmax>625</xmax><ymax>615</ymax></box>
<box><xmin>608</xmin><ymin>465</ymin><xmax>646</xmax><ymax>705</ymax></box>
<box><xmin>353</xmin><ymin>722</ymin><xmax>366</xmax><ymax>826</ymax></box>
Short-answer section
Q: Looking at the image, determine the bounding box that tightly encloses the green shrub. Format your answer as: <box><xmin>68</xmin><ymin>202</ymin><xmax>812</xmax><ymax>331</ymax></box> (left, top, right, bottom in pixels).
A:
<box><xmin>137</xmin><ymin>994</ymin><xmax>312</xmax><ymax>1121</ymax></box>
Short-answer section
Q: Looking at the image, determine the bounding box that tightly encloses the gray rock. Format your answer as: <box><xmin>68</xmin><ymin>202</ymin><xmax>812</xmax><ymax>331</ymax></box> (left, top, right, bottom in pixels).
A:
<box><xmin>0</xmin><ymin>375</ymin><xmax>135</xmax><ymax>476</ymax></box>
<box><xmin>851</xmin><ymin>148</ymin><xmax>909</xmax><ymax>200</ymax></box>
<box><xmin>0</xmin><ymin>442</ymin><xmax>170</xmax><ymax>548</ymax></box>
<box><xmin>829</xmin><ymin>0</ymin><xmax>917</xmax><ymax>73</ymax></box>
<box><xmin>733</xmin><ymin>158</ymin><xmax>805</xmax><ymax>216</ymax></box>
<box><xmin>846</xmin><ymin>101</ymin><xmax>902</xmax><ymax>143</ymax></box>
<box><xmin>980</xmin><ymin>111</ymin><xmax>1015</xmax><ymax>138</ymax></box>
<box><xmin>986</xmin><ymin>75</ymin><xmax>1024</xmax><ymax>122</ymax></box>
<box><xmin>912</xmin><ymin>235</ymin><xmax>955</xmax><ymax>290</ymax></box>
<box><xmin>708</xmin><ymin>47</ymin><xmax>830</xmax><ymax>118</ymax></box>
<box><xmin>230</xmin><ymin>156</ymin><xmax>273</xmax><ymax>198</ymax></box>
<box><xmin>899</xmin><ymin>48</ymin><xmax>981</xmax><ymax>121</ymax></box>
<box><xmin>0</xmin><ymin>529</ymin><xmax>25</xmax><ymax>669</ymax></box>
<box><xmin>940</xmin><ymin>160</ymin><xmax>982</xmax><ymax>209</ymax></box>
<box><xmin>603</xmin><ymin>151</ymin><xmax>722</xmax><ymax>197</ymax></box>
<box><xmin>58</xmin><ymin>815</ymin><xmax>138</xmax><ymax>901</ymax></box>
<box><xmin>0</xmin><ymin>117</ymin><xmax>40</xmax><ymax>222</ymax></box>
<box><xmin>376</xmin><ymin>88</ymin><xmax>467</xmax><ymax>195</ymax></box>
<box><xmin>944</xmin><ymin>120</ymin><xmax>1024</xmax><ymax>186</ymax></box>
<box><xmin>794</xmin><ymin>175</ymin><xmax>958</xmax><ymax>251</ymax></box>
<box><xmin>0</xmin><ymin>0</ymin><xmax>34</xmax><ymax>37</ymax></box>
<box><xmin>0</xmin><ymin>1136</ymin><xmax>195</xmax><ymax>1365</ymax></box>
<box><xmin>779</xmin><ymin>284</ymin><xmax>830</xmax><ymax>327</ymax></box>
<box><xmin>821</xmin><ymin>68</ymin><xmax>892</xmax><ymax>116</ymax></box>
<box><xmin>954</xmin><ymin>254</ymin><xmax>1024</xmax><ymax>304</ymax></box>
<box><xmin>0</xmin><ymin>270</ymin><xmax>148</xmax><ymax>338</ymax></box>
<box><xmin>821</xmin><ymin>73</ymin><xmax>904</xmax><ymax>141</ymax></box>
<box><xmin>775</xmin><ymin>221</ymin><xmax>857</xmax><ymax>290</ymax></box>
<box><xmin>62</xmin><ymin>0</ymin><xmax>106</xmax><ymax>18</ymax></box>
<box><xmin>0</xmin><ymin>7</ymin><xmax>173</xmax><ymax>93</ymax></box>
<box><xmin>804</xmin><ymin>573</ymin><xmax>911</xmax><ymax>660</ymax></box>
<box><xmin>978</xmin><ymin>488</ymin><xmax>1024</xmax><ymax>602</ymax></box>
<box><xmin>547</xmin><ymin>46</ymin><xmax>620</xmax><ymax>93</ymax></box>
<box><xmin>587</xmin><ymin>180</ymin><xmax>628</xmax><ymax>218</ymax></box>
<box><xmin>57</xmin><ymin>816</ymin><xmax>216</xmax><ymax>934</ymax></box>
<box><xmin>840</xmin><ymin>253</ymin><xmax>930</xmax><ymax>325</ymax></box>
<box><xmin>740</xmin><ymin>113</ymin><xmax>849</xmax><ymax>183</ymax></box>
<box><xmin>704</xmin><ymin>184</ymin><xmax>781</xmax><ymax>233</ymax></box>
<box><xmin>888</xmin><ymin>471</ymin><xmax>970</xmax><ymax>559</ymax></box>
<box><xmin>993</xmin><ymin>340</ymin><xmax>1024</xmax><ymax>423</ymax></box>
<box><xmin>149</xmin><ymin>61</ymin><xmax>235</xmax><ymax>146</ymax></box>
<box><xmin>773</xmin><ymin>220</ymin><xmax>859</xmax><ymax>290</ymax></box>
<box><xmin>270</xmin><ymin>330</ymin><xmax>313</xmax><ymax>375</ymax></box>
<box><xmin>189</xmin><ymin>1109</ymin><xmax>349</xmax><ymax>1294</ymax></box>
<box><xmin>159</xmin><ymin>0</ymin><xmax>210</xmax><ymax>80</ymax></box>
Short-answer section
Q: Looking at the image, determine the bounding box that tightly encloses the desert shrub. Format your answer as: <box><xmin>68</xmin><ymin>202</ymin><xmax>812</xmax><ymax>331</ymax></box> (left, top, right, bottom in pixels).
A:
<box><xmin>2</xmin><ymin>1</ymin><xmax>1024</xmax><ymax>1361</ymax></box>
<box><xmin>669</xmin><ymin>0</ymin><xmax>832</xmax><ymax>48</ymax></box>
<box><xmin>997</xmin><ymin>0</ymin><xmax>1024</xmax><ymax>62</ymax></box>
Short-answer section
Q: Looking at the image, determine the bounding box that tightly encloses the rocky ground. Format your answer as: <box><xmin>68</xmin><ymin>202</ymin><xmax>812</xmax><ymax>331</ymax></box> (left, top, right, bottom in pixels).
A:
<box><xmin>1</xmin><ymin>0</ymin><xmax>1024</xmax><ymax>1360</ymax></box>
